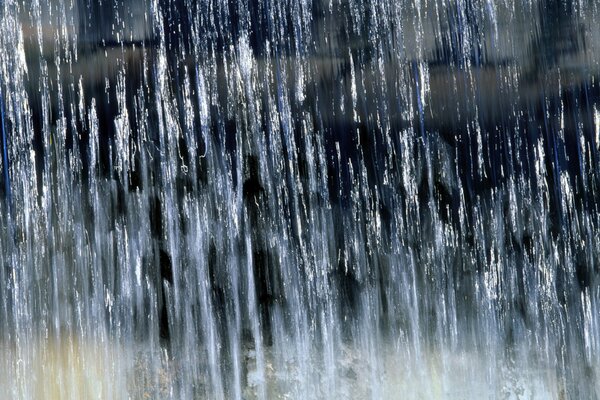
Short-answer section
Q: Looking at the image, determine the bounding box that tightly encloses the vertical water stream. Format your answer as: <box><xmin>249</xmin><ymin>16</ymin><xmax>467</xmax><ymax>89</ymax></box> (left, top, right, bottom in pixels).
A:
<box><xmin>0</xmin><ymin>0</ymin><xmax>599</xmax><ymax>398</ymax></box>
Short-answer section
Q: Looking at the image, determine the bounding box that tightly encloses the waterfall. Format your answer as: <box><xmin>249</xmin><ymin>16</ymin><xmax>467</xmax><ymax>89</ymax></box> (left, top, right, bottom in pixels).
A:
<box><xmin>0</xmin><ymin>0</ymin><xmax>599</xmax><ymax>398</ymax></box>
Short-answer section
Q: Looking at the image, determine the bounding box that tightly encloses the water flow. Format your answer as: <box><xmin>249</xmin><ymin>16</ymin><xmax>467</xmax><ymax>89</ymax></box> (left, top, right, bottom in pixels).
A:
<box><xmin>0</xmin><ymin>0</ymin><xmax>599</xmax><ymax>398</ymax></box>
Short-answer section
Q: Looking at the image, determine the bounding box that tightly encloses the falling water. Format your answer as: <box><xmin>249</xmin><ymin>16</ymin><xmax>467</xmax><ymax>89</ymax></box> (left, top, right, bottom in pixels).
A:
<box><xmin>0</xmin><ymin>0</ymin><xmax>599</xmax><ymax>398</ymax></box>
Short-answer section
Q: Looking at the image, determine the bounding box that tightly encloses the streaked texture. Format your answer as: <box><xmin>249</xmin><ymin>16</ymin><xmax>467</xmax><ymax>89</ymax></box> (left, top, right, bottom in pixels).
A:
<box><xmin>0</xmin><ymin>0</ymin><xmax>599</xmax><ymax>398</ymax></box>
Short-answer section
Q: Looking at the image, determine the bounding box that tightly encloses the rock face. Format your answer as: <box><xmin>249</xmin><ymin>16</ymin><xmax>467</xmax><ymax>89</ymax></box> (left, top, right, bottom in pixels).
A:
<box><xmin>0</xmin><ymin>337</ymin><xmax>131</xmax><ymax>399</ymax></box>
